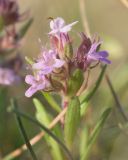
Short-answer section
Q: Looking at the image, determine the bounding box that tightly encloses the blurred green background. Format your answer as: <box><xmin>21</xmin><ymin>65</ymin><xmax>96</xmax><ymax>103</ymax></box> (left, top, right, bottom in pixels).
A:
<box><xmin>0</xmin><ymin>0</ymin><xmax>128</xmax><ymax>159</ymax></box>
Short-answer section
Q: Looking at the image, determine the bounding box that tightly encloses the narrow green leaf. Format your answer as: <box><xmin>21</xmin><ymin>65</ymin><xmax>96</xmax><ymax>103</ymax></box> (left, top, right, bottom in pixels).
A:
<box><xmin>80</xmin><ymin>65</ymin><xmax>107</xmax><ymax>116</ymax></box>
<box><xmin>33</xmin><ymin>98</ymin><xmax>49</xmax><ymax>125</ymax></box>
<box><xmin>19</xmin><ymin>18</ymin><xmax>33</xmax><ymax>39</ymax></box>
<box><xmin>0</xmin><ymin>16</ymin><xmax>4</xmax><ymax>32</ymax></box>
<box><xmin>0</xmin><ymin>88</ymin><xmax>7</xmax><ymax>145</ymax></box>
<box><xmin>67</xmin><ymin>69</ymin><xmax>84</xmax><ymax>97</ymax></box>
<box><xmin>42</xmin><ymin>92</ymin><xmax>61</xmax><ymax>113</ymax></box>
<box><xmin>11</xmin><ymin>99</ymin><xmax>38</xmax><ymax>160</ymax></box>
<box><xmin>81</xmin><ymin>107</ymin><xmax>112</xmax><ymax>160</ymax></box>
<box><xmin>0</xmin><ymin>87</ymin><xmax>7</xmax><ymax>110</ymax></box>
<box><xmin>46</xmin><ymin>135</ymin><xmax>64</xmax><ymax>160</ymax></box>
<box><xmin>64</xmin><ymin>96</ymin><xmax>80</xmax><ymax>149</ymax></box>
<box><xmin>9</xmin><ymin>102</ymin><xmax>73</xmax><ymax>160</ymax></box>
<box><xmin>33</xmin><ymin>98</ymin><xmax>63</xmax><ymax>160</ymax></box>
<box><xmin>80</xmin><ymin>126</ymin><xmax>88</xmax><ymax>157</ymax></box>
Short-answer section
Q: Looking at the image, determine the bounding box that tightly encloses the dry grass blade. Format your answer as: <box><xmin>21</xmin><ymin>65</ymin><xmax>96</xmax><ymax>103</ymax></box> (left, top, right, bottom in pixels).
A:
<box><xmin>79</xmin><ymin>0</ymin><xmax>91</xmax><ymax>37</ymax></box>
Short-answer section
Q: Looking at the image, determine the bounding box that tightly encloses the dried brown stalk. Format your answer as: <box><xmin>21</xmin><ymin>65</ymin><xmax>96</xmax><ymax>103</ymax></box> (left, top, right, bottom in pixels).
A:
<box><xmin>3</xmin><ymin>107</ymin><xmax>67</xmax><ymax>160</ymax></box>
<box><xmin>79</xmin><ymin>0</ymin><xmax>91</xmax><ymax>37</ymax></box>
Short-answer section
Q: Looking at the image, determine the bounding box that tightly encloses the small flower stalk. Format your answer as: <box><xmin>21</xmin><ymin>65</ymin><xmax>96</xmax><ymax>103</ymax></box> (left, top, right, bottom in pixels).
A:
<box><xmin>25</xmin><ymin>17</ymin><xmax>111</xmax><ymax>98</ymax></box>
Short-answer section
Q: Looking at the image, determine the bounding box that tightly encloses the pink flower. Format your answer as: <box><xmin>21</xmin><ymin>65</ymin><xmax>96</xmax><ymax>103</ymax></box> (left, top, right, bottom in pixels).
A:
<box><xmin>0</xmin><ymin>0</ymin><xmax>29</xmax><ymax>25</ymax></box>
<box><xmin>75</xmin><ymin>33</ymin><xmax>111</xmax><ymax>70</ymax></box>
<box><xmin>32</xmin><ymin>49</ymin><xmax>65</xmax><ymax>75</ymax></box>
<box><xmin>49</xmin><ymin>17</ymin><xmax>78</xmax><ymax>37</ymax></box>
<box><xmin>25</xmin><ymin>74</ymin><xmax>50</xmax><ymax>97</ymax></box>
<box><xmin>87</xmin><ymin>41</ymin><xmax>111</xmax><ymax>64</ymax></box>
<box><xmin>0</xmin><ymin>68</ymin><xmax>20</xmax><ymax>85</ymax></box>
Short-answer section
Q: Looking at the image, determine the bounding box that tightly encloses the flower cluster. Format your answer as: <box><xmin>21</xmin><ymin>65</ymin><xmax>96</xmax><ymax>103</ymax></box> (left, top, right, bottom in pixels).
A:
<box><xmin>0</xmin><ymin>0</ymin><xmax>29</xmax><ymax>54</ymax></box>
<box><xmin>0</xmin><ymin>68</ymin><xmax>19</xmax><ymax>85</ymax></box>
<box><xmin>0</xmin><ymin>0</ymin><xmax>30</xmax><ymax>86</ymax></box>
<box><xmin>25</xmin><ymin>17</ymin><xmax>111</xmax><ymax>97</ymax></box>
<box><xmin>0</xmin><ymin>0</ymin><xmax>28</xmax><ymax>26</ymax></box>
<box><xmin>0</xmin><ymin>54</ymin><xmax>22</xmax><ymax>85</ymax></box>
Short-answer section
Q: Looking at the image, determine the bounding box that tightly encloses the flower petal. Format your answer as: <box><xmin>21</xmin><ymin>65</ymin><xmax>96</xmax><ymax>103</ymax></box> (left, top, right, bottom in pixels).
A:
<box><xmin>50</xmin><ymin>17</ymin><xmax>65</xmax><ymax>30</ymax></box>
<box><xmin>36</xmin><ymin>83</ymin><xmax>46</xmax><ymax>91</ymax></box>
<box><xmin>61</xmin><ymin>21</ymin><xmax>78</xmax><ymax>33</ymax></box>
<box><xmin>97</xmin><ymin>51</ymin><xmax>109</xmax><ymax>57</ymax></box>
<box><xmin>25</xmin><ymin>75</ymin><xmax>35</xmax><ymax>84</ymax></box>
<box><xmin>88</xmin><ymin>41</ymin><xmax>102</xmax><ymax>55</ymax></box>
<box><xmin>39</xmin><ymin>67</ymin><xmax>53</xmax><ymax>75</ymax></box>
<box><xmin>49</xmin><ymin>18</ymin><xmax>78</xmax><ymax>36</ymax></box>
<box><xmin>48</xmin><ymin>29</ymin><xmax>58</xmax><ymax>35</ymax></box>
<box><xmin>32</xmin><ymin>62</ymin><xmax>43</xmax><ymax>70</ymax></box>
<box><xmin>54</xmin><ymin>59</ymin><xmax>65</xmax><ymax>68</ymax></box>
<box><xmin>0</xmin><ymin>68</ymin><xmax>20</xmax><ymax>85</ymax></box>
<box><xmin>99</xmin><ymin>58</ymin><xmax>111</xmax><ymax>64</ymax></box>
<box><xmin>25</xmin><ymin>86</ymin><xmax>37</xmax><ymax>97</ymax></box>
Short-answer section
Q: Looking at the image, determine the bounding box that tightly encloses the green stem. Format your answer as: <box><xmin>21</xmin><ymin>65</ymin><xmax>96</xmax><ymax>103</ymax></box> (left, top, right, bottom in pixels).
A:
<box><xmin>10</xmin><ymin>101</ymin><xmax>73</xmax><ymax>160</ymax></box>
<box><xmin>11</xmin><ymin>99</ymin><xmax>38</xmax><ymax>160</ymax></box>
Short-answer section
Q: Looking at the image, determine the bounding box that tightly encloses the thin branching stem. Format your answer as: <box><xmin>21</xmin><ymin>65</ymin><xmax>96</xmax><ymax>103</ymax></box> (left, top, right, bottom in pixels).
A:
<box><xmin>79</xmin><ymin>0</ymin><xmax>91</xmax><ymax>37</ymax></box>
<box><xmin>105</xmin><ymin>75</ymin><xmax>128</xmax><ymax>122</ymax></box>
